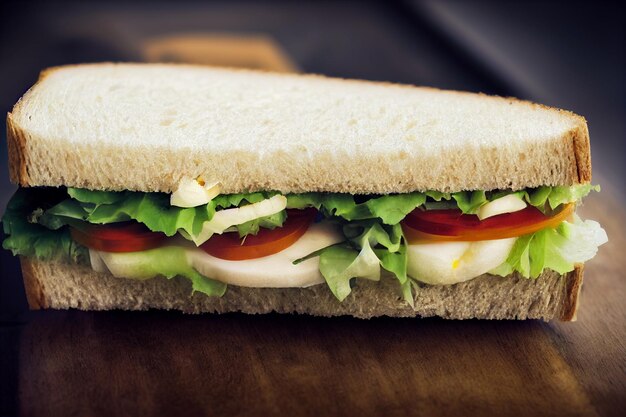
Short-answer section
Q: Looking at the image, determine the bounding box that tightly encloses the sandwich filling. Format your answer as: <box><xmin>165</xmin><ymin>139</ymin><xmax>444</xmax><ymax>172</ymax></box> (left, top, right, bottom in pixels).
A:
<box><xmin>1</xmin><ymin>183</ymin><xmax>607</xmax><ymax>305</ymax></box>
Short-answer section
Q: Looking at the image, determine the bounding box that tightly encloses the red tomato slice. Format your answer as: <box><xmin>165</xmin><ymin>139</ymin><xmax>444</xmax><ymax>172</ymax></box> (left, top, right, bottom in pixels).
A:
<box><xmin>402</xmin><ymin>204</ymin><xmax>574</xmax><ymax>242</ymax></box>
<box><xmin>200</xmin><ymin>209</ymin><xmax>317</xmax><ymax>261</ymax></box>
<box><xmin>70</xmin><ymin>222</ymin><xmax>167</xmax><ymax>252</ymax></box>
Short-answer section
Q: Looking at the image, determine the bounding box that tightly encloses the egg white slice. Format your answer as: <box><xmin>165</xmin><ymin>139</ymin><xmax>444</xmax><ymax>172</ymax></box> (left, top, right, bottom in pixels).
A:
<box><xmin>190</xmin><ymin>194</ymin><xmax>288</xmax><ymax>245</ymax></box>
<box><xmin>189</xmin><ymin>221</ymin><xmax>342</xmax><ymax>288</ymax></box>
<box><xmin>170</xmin><ymin>177</ymin><xmax>221</xmax><ymax>208</ymax></box>
<box><xmin>407</xmin><ymin>238</ymin><xmax>517</xmax><ymax>285</ymax></box>
<box><xmin>477</xmin><ymin>194</ymin><xmax>527</xmax><ymax>220</ymax></box>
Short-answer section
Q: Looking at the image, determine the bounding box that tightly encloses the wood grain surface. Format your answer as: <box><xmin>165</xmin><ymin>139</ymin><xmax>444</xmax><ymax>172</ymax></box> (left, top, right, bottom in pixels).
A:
<box><xmin>9</xmin><ymin>192</ymin><xmax>624</xmax><ymax>417</ymax></box>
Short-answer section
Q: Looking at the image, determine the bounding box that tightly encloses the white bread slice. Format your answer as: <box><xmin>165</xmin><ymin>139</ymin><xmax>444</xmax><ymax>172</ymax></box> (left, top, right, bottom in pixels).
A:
<box><xmin>8</xmin><ymin>63</ymin><xmax>590</xmax><ymax>194</ymax></box>
<box><xmin>21</xmin><ymin>257</ymin><xmax>583</xmax><ymax>321</ymax></box>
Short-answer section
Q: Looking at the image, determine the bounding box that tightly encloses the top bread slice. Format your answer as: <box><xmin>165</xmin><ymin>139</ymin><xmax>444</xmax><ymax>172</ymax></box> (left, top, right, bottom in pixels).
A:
<box><xmin>7</xmin><ymin>63</ymin><xmax>591</xmax><ymax>194</ymax></box>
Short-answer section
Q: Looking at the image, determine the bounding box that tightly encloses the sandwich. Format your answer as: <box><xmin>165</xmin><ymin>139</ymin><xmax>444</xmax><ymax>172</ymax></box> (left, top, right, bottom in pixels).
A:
<box><xmin>1</xmin><ymin>63</ymin><xmax>607</xmax><ymax>320</ymax></box>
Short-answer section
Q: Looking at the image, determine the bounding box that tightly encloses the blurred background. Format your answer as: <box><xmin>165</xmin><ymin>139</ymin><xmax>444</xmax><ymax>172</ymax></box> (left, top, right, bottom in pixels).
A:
<box><xmin>0</xmin><ymin>0</ymin><xmax>624</xmax><ymax>316</ymax></box>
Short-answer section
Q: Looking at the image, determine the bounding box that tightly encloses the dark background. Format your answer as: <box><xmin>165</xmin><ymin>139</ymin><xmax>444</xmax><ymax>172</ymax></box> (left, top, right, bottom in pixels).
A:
<box><xmin>1</xmin><ymin>1</ymin><xmax>624</xmax><ymax>416</ymax></box>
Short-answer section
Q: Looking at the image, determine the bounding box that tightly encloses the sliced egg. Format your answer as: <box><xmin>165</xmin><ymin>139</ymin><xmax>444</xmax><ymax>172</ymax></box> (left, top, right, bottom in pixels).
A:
<box><xmin>190</xmin><ymin>221</ymin><xmax>341</xmax><ymax>287</ymax></box>
<box><xmin>190</xmin><ymin>194</ymin><xmax>287</xmax><ymax>245</ymax></box>
<box><xmin>407</xmin><ymin>238</ymin><xmax>516</xmax><ymax>285</ymax></box>
<box><xmin>170</xmin><ymin>177</ymin><xmax>221</xmax><ymax>208</ymax></box>
<box><xmin>477</xmin><ymin>194</ymin><xmax>527</xmax><ymax>220</ymax></box>
<box><xmin>89</xmin><ymin>250</ymin><xmax>110</xmax><ymax>274</ymax></box>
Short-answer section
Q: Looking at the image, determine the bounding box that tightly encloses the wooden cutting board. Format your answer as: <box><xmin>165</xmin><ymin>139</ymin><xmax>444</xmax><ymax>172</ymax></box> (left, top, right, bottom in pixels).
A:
<box><xmin>9</xmin><ymin>36</ymin><xmax>626</xmax><ymax>417</ymax></box>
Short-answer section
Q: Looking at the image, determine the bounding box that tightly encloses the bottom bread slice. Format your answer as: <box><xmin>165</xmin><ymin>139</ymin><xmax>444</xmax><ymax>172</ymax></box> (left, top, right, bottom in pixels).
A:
<box><xmin>20</xmin><ymin>257</ymin><xmax>583</xmax><ymax>321</ymax></box>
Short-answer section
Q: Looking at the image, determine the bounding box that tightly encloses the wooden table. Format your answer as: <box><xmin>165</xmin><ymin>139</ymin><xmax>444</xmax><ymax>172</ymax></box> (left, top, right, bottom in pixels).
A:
<box><xmin>2</xmin><ymin>193</ymin><xmax>622</xmax><ymax>417</ymax></box>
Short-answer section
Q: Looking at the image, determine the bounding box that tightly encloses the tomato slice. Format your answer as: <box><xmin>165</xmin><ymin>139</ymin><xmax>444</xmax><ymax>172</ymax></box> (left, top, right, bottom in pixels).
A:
<box><xmin>200</xmin><ymin>209</ymin><xmax>317</xmax><ymax>260</ymax></box>
<box><xmin>402</xmin><ymin>204</ymin><xmax>574</xmax><ymax>242</ymax></box>
<box><xmin>70</xmin><ymin>222</ymin><xmax>167</xmax><ymax>252</ymax></box>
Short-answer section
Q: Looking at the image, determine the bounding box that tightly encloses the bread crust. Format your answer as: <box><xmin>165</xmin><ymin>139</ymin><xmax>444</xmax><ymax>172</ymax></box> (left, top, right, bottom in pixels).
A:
<box><xmin>7</xmin><ymin>63</ymin><xmax>592</xmax><ymax>193</ymax></box>
<box><xmin>6</xmin><ymin>112</ymin><xmax>29</xmax><ymax>186</ymax></box>
<box><xmin>18</xmin><ymin>257</ymin><xmax>581</xmax><ymax>321</ymax></box>
<box><xmin>20</xmin><ymin>256</ymin><xmax>47</xmax><ymax>309</ymax></box>
<box><xmin>572</xmin><ymin>125</ymin><xmax>592</xmax><ymax>183</ymax></box>
<box><xmin>560</xmin><ymin>264</ymin><xmax>584</xmax><ymax>321</ymax></box>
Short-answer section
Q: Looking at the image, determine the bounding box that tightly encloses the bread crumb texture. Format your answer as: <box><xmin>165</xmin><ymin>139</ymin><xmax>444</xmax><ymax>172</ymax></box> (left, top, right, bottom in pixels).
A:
<box><xmin>9</xmin><ymin>63</ymin><xmax>589</xmax><ymax>194</ymax></box>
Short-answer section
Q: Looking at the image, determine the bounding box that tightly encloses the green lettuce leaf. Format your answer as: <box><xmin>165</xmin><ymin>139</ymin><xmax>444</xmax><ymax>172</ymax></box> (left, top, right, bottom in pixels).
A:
<box><xmin>42</xmin><ymin>188</ymin><xmax>287</xmax><ymax>239</ymax></box>
<box><xmin>544</xmin><ymin>185</ymin><xmax>599</xmax><ymax>209</ymax></box>
<box><xmin>234</xmin><ymin>210</ymin><xmax>287</xmax><ymax>237</ymax></box>
<box><xmin>1</xmin><ymin>188</ymin><xmax>88</xmax><ymax>263</ymax></box>
<box><xmin>317</xmin><ymin>220</ymin><xmax>415</xmax><ymax>304</ymax></box>
<box><xmin>376</xmin><ymin>243</ymin><xmax>414</xmax><ymax>307</ymax></box>
<box><xmin>212</xmin><ymin>191</ymin><xmax>278</xmax><ymax>208</ymax></box>
<box><xmin>452</xmin><ymin>191</ymin><xmax>487</xmax><ymax>214</ymax></box>
<box><xmin>287</xmin><ymin>193</ymin><xmax>427</xmax><ymax>224</ymax></box>
<box><xmin>67</xmin><ymin>188</ymin><xmax>126</xmax><ymax>205</ymax></box>
<box><xmin>288</xmin><ymin>185</ymin><xmax>597</xmax><ymax>222</ymax></box>
<box><xmin>95</xmin><ymin>246</ymin><xmax>226</xmax><ymax>297</ymax></box>
<box><xmin>489</xmin><ymin>215</ymin><xmax>607</xmax><ymax>278</ymax></box>
<box><xmin>448</xmin><ymin>185</ymin><xmax>598</xmax><ymax>214</ymax></box>
<box><xmin>318</xmin><ymin>243</ymin><xmax>380</xmax><ymax>301</ymax></box>
<box><xmin>499</xmin><ymin>185</ymin><xmax>598</xmax><ymax>213</ymax></box>
<box><xmin>41</xmin><ymin>189</ymin><xmax>211</xmax><ymax>236</ymax></box>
